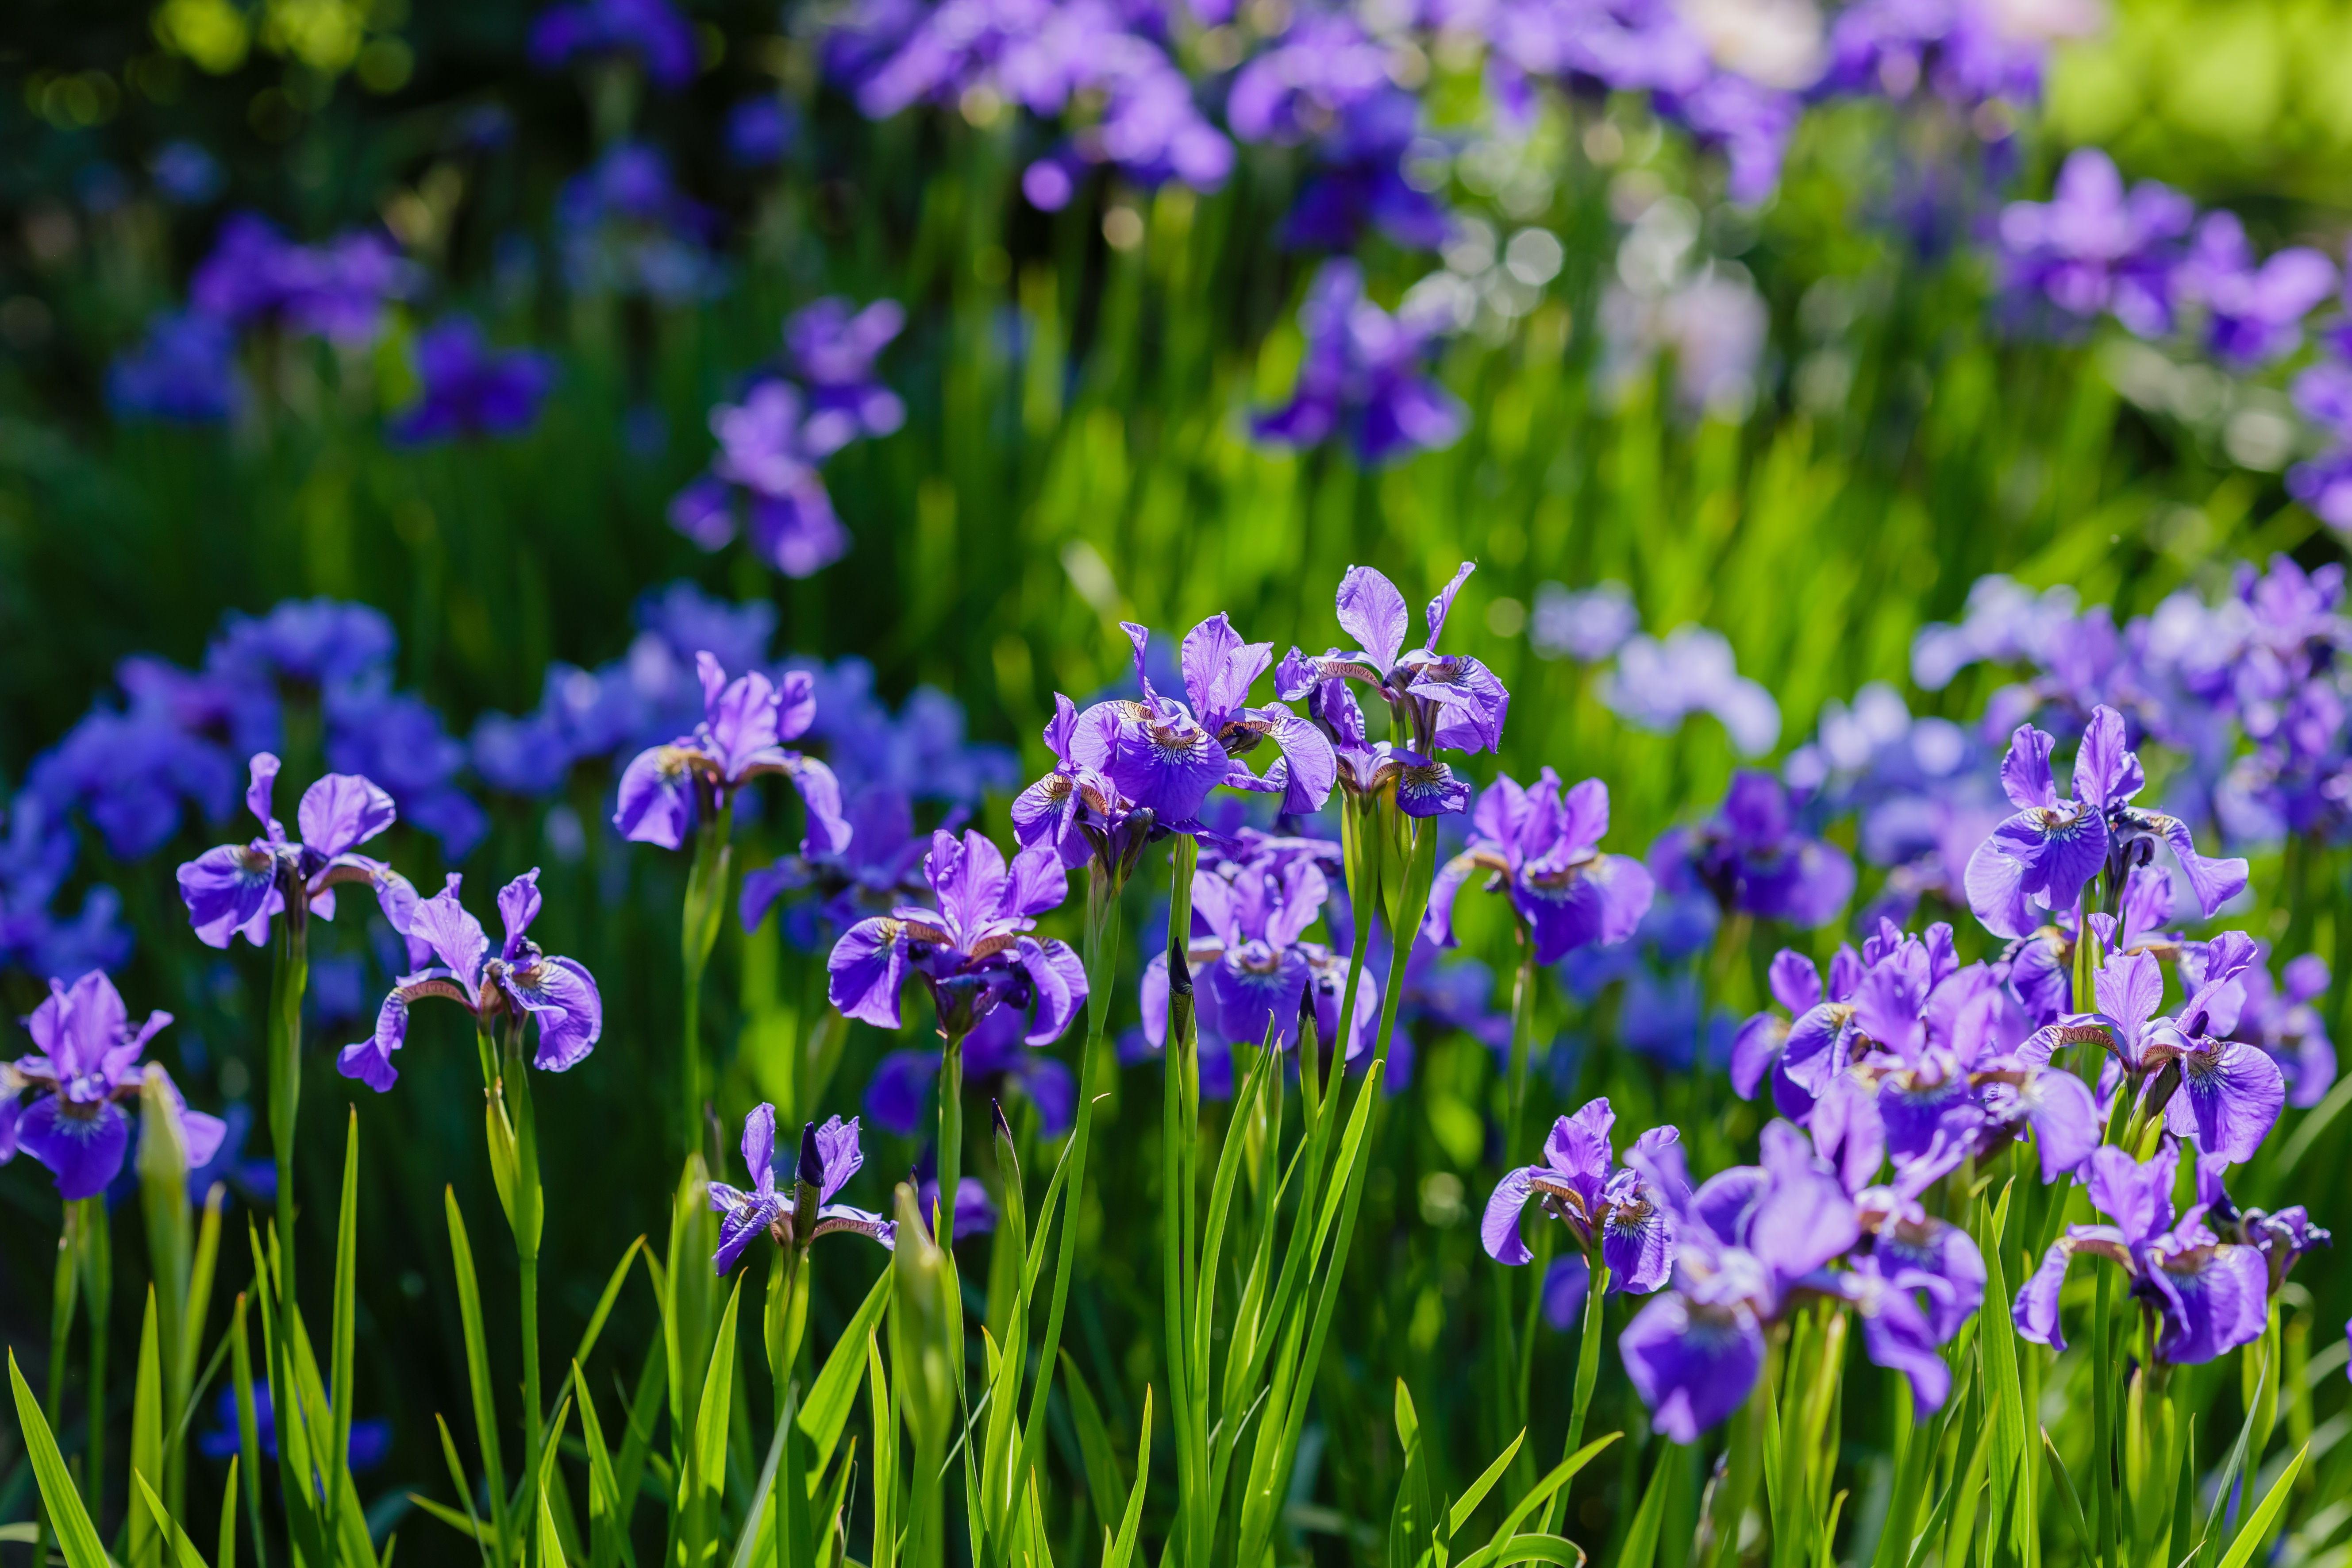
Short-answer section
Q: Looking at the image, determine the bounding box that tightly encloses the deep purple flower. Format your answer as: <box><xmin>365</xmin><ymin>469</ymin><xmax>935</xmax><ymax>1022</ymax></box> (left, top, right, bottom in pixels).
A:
<box><xmin>1617</xmin><ymin>1123</ymin><xmax>1862</xmax><ymax>1440</ymax></box>
<box><xmin>786</xmin><ymin>297</ymin><xmax>908</xmax><ymax>444</ymax></box>
<box><xmin>391</xmin><ymin>317</ymin><xmax>556</xmax><ymax>444</ymax></box>
<box><xmin>1138</xmin><ymin>847</ymin><xmax>1372</xmax><ymax>1061</ymax></box>
<box><xmin>1227</xmin><ymin>19</ymin><xmax>1442</xmax><ymax>251</ymax></box>
<box><xmin>175</xmin><ymin>754</ymin><xmax>409</xmax><ymax>950</ymax></box>
<box><xmin>336</xmin><ymin>869</ymin><xmax>603</xmax><ymax>1092</ymax></box>
<box><xmin>2087</xmin><ymin>940</ymin><xmax>2286</xmax><ymax>1164</ymax></box>
<box><xmin>1067</xmin><ymin>617</ymin><xmax>1337</xmax><ymax>831</ymax></box>
<box><xmin>1964</xmin><ymin>721</ymin><xmax>2110</xmax><ymax>940</ymax></box>
<box><xmin>613</xmin><ymin>654</ymin><xmax>849</xmax><ymax>854</ymax></box>
<box><xmin>528</xmin><ymin>0</ymin><xmax>699</xmax><ymax>89</ymax></box>
<box><xmin>1655</xmin><ymin>771</ymin><xmax>1854</xmax><ymax>928</ymax></box>
<box><xmin>1997</xmin><ymin>149</ymin><xmax>2193</xmax><ymax>336</ymax></box>
<box><xmin>2169</xmin><ymin>211</ymin><xmax>2337</xmax><ymax>370</ymax></box>
<box><xmin>727</xmin><ymin>97</ymin><xmax>800</xmax><ymax>166</ymax></box>
<box><xmin>1284</xmin><ymin>560</ymin><xmax>1511</xmax><ymax>767</ymax></box>
<box><xmin>1251</xmin><ymin>262</ymin><xmax>1466</xmax><ymax>466</ymax></box>
<box><xmin>1426</xmin><ymin>771</ymin><xmax>1655</xmax><ymax>963</ymax></box>
<box><xmin>556</xmin><ymin>144</ymin><xmax>720</xmax><ymax>302</ymax></box>
<box><xmin>828</xmin><ymin>828</ymin><xmax>1087</xmax><ymax>1047</ymax></box>
<box><xmin>1012</xmin><ymin>694</ymin><xmax>1157</xmax><ymax>872</ymax></box>
<box><xmin>708</xmin><ymin>1106</ymin><xmax>893</xmax><ymax>1273</ymax></box>
<box><xmin>108</xmin><ymin>311</ymin><xmax>239</xmax><ymax>424</ymax></box>
<box><xmin>670</xmin><ymin>381</ymin><xmax>851</xmax><ymax>578</ymax></box>
<box><xmin>190</xmin><ymin>213</ymin><xmax>418</xmax><ymax>346</ymax></box>
<box><xmin>2014</xmin><ymin>1143</ymin><xmax>2267</xmax><ymax>1365</ymax></box>
<box><xmin>2</xmin><ymin>971</ymin><xmax>226</xmax><ymax>1200</ymax></box>
<box><xmin>200</xmin><ymin>1383</ymin><xmax>389</xmax><ymax>1471</ymax></box>
<box><xmin>1482</xmin><ymin>1099</ymin><xmax>1682</xmax><ymax>1292</ymax></box>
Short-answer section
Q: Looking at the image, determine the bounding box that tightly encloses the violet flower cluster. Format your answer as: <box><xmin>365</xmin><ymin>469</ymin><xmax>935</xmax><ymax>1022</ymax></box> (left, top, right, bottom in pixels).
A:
<box><xmin>1998</xmin><ymin>148</ymin><xmax>2338</xmax><ymax>366</ymax></box>
<box><xmin>4</xmin><ymin>601</ymin><xmax>482</xmax><ymax>988</ymax></box>
<box><xmin>821</xmin><ymin>0</ymin><xmax>1231</xmax><ymax>210</ymax></box>
<box><xmin>2291</xmin><ymin>320</ymin><xmax>2352</xmax><ymax>536</ymax></box>
<box><xmin>528</xmin><ymin>0</ymin><xmax>699</xmax><ymax>90</ymax></box>
<box><xmin>390</xmin><ymin>317</ymin><xmax>558</xmax><ymax>446</ymax></box>
<box><xmin>109</xmin><ymin>212</ymin><xmax>420</xmax><ymax>425</ymax></box>
<box><xmin>556</xmin><ymin>143</ymin><xmax>723</xmax><ymax>304</ymax></box>
<box><xmin>669</xmin><ymin>296</ymin><xmax>907</xmax><ymax>578</ymax></box>
<box><xmin>1251</xmin><ymin>261</ymin><xmax>1467</xmax><ymax>467</ymax></box>
<box><xmin>1654</xmin><ymin>770</ymin><xmax>1855</xmax><ymax>930</ymax></box>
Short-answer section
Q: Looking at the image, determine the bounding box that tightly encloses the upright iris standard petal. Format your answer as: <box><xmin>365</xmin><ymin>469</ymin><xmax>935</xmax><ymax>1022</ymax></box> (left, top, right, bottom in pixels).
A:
<box><xmin>1336</xmin><ymin>566</ymin><xmax>1409</xmax><ymax>670</ymax></box>
<box><xmin>296</xmin><ymin>773</ymin><xmax>397</xmax><ymax>858</ymax></box>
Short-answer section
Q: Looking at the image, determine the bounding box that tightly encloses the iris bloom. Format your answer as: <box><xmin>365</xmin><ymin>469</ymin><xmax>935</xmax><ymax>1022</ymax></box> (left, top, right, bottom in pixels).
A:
<box><xmin>176</xmin><ymin>754</ymin><xmax>411</xmax><ymax>949</ymax></box>
<box><xmin>1481</xmin><ymin>1098</ymin><xmax>1682</xmax><ymax>1293</ymax></box>
<box><xmin>1969</xmin><ymin>707</ymin><xmax>2245</xmax><ymax>940</ymax></box>
<box><xmin>614</xmin><ymin>653</ymin><xmax>849</xmax><ymax>854</ymax></box>
<box><xmin>1</xmin><ymin>971</ymin><xmax>226</xmax><ymax>1200</ymax></box>
<box><xmin>2014</xmin><ymin>1143</ymin><xmax>2267</xmax><ymax>1365</ymax></box>
<box><xmin>709</xmin><ymin>1106</ymin><xmax>893</xmax><ymax>1273</ymax></box>
<box><xmin>1012</xmin><ymin>693</ymin><xmax>1161</xmax><ymax>873</ymax></box>
<box><xmin>828</xmin><ymin>829</ymin><xmax>1087</xmax><ymax>1047</ymax></box>
<box><xmin>337</xmin><ymin>869</ymin><xmax>604</xmax><ymax>1092</ymax></box>
<box><xmin>1618</xmin><ymin>1121</ymin><xmax>1980</xmax><ymax>1438</ymax></box>
<box><xmin>2090</xmin><ymin>941</ymin><xmax>2285</xmax><ymax>1163</ymax></box>
<box><xmin>2226</xmin><ymin>948</ymin><xmax>2334</xmax><ymax>1109</ymax></box>
<box><xmin>1066</xmin><ymin>617</ymin><xmax>1337</xmax><ymax>830</ymax></box>
<box><xmin>1655</xmin><ymin>771</ymin><xmax>1855</xmax><ymax>928</ymax></box>
<box><xmin>1139</xmin><ymin>849</ymin><xmax>1374</xmax><ymax>1059</ymax></box>
<box><xmin>1425</xmin><ymin>770</ymin><xmax>1655</xmax><ymax>964</ymax></box>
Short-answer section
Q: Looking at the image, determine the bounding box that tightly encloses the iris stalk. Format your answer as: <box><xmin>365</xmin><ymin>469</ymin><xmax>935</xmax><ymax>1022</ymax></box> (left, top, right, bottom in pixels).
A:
<box><xmin>268</xmin><ymin>893</ymin><xmax>309</xmax><ymax>1293</ymax></box>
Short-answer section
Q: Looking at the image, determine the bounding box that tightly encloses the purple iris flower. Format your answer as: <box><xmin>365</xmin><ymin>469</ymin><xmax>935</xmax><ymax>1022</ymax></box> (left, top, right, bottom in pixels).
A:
<box><xmin>866</xmin><ymin>1003</ymin><xmax>1075</xmax><ymax>1138</ymax></box>
<box><xmin>727</xmin><ymin>98</ymin><xmax>799</xmax><ymax>166</ymax></box>
<box><xmin>613</xmin><ymin>653</ymin><xmax>850</xmax><ymax>854</ymax></box>
<box><xmin>190</xmin><ymin>213</ymin><xmax>419</xmax><ymax>346</ymax></box>
<box><xmin>1817</xmin><ymin>0</ymin><xmax>2050</xmax><ymax>108</ymax></box>
<box><xmin>2014</xmin><ymin>1142</ymin><xmax>2267</xmax><ymax>1365</ymax></box>
<box><xmin>391</xmin><ymin>317</ymin><xmax>557</xmax><ymax>444</ymax></box>
<box><xmin>1997</xmin><ymin>149</ymin><xmax>2194</xmax><ymax>337</ymax></box>
<box><xmin>335</xmin><ymin>869</ymin><xmax>604</xmax><ymax>1092</ymax></box>
<box><xmin>556</xmin><ymin>143</ymin><xmax>720</xmax><ymax>302</ymax></box>
<box><xmin>669</xmin><ymin>381</ymin><xmax>851</xmax><ymax>579</ymax></box>
<box><xmin>151</xmin><ymin>140</ymin><xmax>226</xmax><ymax>206</ymax></box>
<box><xmin>2194</xmin><ymin>1154</ymin><xmax>2331</xmax><ymax>1298</ymax></box>
<box><xmin>1829</xmin><ymin>1185</ymin><xmax>1987</xmax><ymax>1416</ymax></box>
<box><xmin>1964</xmin><ymin>721</ymin><xmax>2109</xmax><ymax>939</ymax></box>
<box><xmin>2224</xmin><ymin>949</ymin><xmax>2334</xmax><ymax>1109</ymax></box>
<box><xmin>527</xmin><ymin>0</ymin><xmax>699</xmax><ymax>89</ymax></box>
<box><xmin>1286</xmin><ymin>560</ymin><xmax>1511</xmax><ymax>769</ymax></box>
<box><xmin>2168</xmin><ymin>211</ymin><xmax>2337</xmax><ymax>370</ymax></box>
<box><xmin>908</xmin><ymin>1144</ymin><xmax>997</xmax><ymax>1241</ymax></box>
<box><xmin>1012</xmin><ymin>693</ymin><xmax>1159</xmax><ymax>873</ymax></box>
<box><xmin>107</xmin><ymin>311</ymin><xmax>239</xmax><ymax>424</ymax></box>
<box><xmin>1227</xmin><ymin>19</ymin><xmax>1445</xmax><ymax>252</ymax></box>
<box><xmin>786</xmin><ymin>297</ymin><xmax>908</xmax><ymax>444</ymax></box>
<box><xmin>1599</xmin><ymin>625</ymin><xmax>1782</xmax><ymax>757</ymax></box>
<box><xmin>1426</xmin><ymin>770</ymin><xmax>1655</xmax><ymax>964</ymax></box>
<box><xmin>1138</xmin><ymin>847</ymin><xmax>1374</xmax><ymax>1062</ymax></box>
<box><xmin>1655</xmin><ymin>771</ymin><xmax>1855</xmax><ymax>928</ymax></box>
<box><xmin>2</xmin><ymin>971</ymin><xmax>227</xmax><ymax>1201</ymax></box>
<box><xmin>1251</xmin><ymin>261</ymin><xmax>1466</xmax><ymax>466</ymax></box>
<box><xmin>2083</xmin><ymin>939</ymin><xmax>2286</xmax><ymax>1164</ymax></box>
<box><xmin>1067</xmin><ymin>617</ymin><xmax>1337</xmax><ymax>831</ymax></box>
<box><xmin>1482</xmin><ymin>1098</ymin><xmax>1682</xmax><ymax>1292</ymax></box>
<box><xmin>176</xmin><ymin>754</ymin><xmax>409</xmax><ymax>950</ymax></box>
<box><xmin>2290</xmin><ymin>347</ymin><xmax>2352</xmax><ymax>533</ymax></box>
<box><xmin>741</xmin><ymin>786</ymin><xmax>947</xmax><ymax>947</ymax></box>
<box><xmin>1617</xmin><ymin>1124</ymin><xmax>1860</xmax><ymax>1440</ymax></box>
<box><xmin>709</xmin><ymin>1105</ymin><xmax>893</xmax><ymax>1274</ymax></box>
<box><xmin>827</xmin><ymin>828</ymin><xmax>1088</xmax><ymax>1047</ymax></box>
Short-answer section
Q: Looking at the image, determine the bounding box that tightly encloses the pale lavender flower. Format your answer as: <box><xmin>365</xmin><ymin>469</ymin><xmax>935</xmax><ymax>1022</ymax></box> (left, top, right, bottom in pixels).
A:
<box><xmin>1598</xmin><ymin>625</ymin><xmax>1780</xmax><ymax>755</ymax></box>
<box><xmin>668</xmin><ymin>381</ymin><xmax>850</xmax><ymax>578</ymax></box>
<box><xmin>2169</xmin><ymin>211</ymin><xmax>2337</xmax><ymax>370</ymax></box>
<box><xmin>1997</xmin><ymin>149</ymin><xmax>2193</xmax><ymax>337</ymax></box>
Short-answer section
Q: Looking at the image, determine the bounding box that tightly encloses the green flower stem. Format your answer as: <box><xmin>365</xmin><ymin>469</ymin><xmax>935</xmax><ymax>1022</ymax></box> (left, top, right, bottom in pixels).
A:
<box><xmin>1542</xmin><ymin>1256</ymin><xmax>1612</xmax><ymax>1537</ymax></box>
<box><xmin>36</xmin><ymin>1203</ymin><xmax>85</xmax><ymax>1567</ymax></box>
<box><xmin>681</xmin><ymin>804</ymin><xmax>737</xmax><ymax>1164</ymax></box>
<box><xmin>1162</xmin><ymin>833</ymin><xmax>1204</xmax><ymax>1565</ymax></box>
<box><xmin>79</xmin><ymin>1194</ymin><xmax>113</xmax><ymax>1532</ymax></box>
<box><xmin>2092</xmin><ymin>1262</ymin><xmax>2117</xmax><ymax>1568</ymax></box>
<box><xmin>268</xmin><ymin>900</ymin><xmax>309</xmax><ymax>1295</ymax></box>
<box><xmin>506</xmin><ymin>1022</ymin><xmax>546</xmax><ymax>1511</ymax></box>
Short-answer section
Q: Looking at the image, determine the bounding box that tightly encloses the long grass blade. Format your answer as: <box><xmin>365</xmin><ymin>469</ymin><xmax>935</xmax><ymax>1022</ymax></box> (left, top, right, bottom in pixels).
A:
<box><xmin>2215</xmin><ymin>1443</ymin><xmax>2309</xmax><ymax>1568</ymax></box>
<box><xmin>1103</xmin><ymin>1386</ymin><xmax>1153</xmax><ymax>1568</ymax></box>
<box><xmin>445</xmin><ymin>1188</ymin><xmax>512</xmax><ymax>1564</ymax></box>
<box><xmin>8</xmin><ymin>1351</ymin><xmax>111</xmax><ymax>1568</ymax></box>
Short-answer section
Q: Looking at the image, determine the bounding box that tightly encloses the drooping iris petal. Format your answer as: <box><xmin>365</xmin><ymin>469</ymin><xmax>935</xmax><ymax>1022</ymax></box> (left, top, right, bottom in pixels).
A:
<box><xmin>1619</xmin><ymin>1291</ymin><xmax>1766</xmax><ymax>1444</ymax></box>
<box><xmin>1203</xmin><ymin>943</ymin><xmax>1313</xmax><ymax>1051</ymax></box>
<box><xmin>1600</xmin><ymin>1187</ymin><xmax>1678</xmax><ymax>1293</ymax></box>
<box><xmin>2165</xmin><ymin>1043</ymin><xmax>2286</xmax><ymax>1163</ymax></box>
<box><xmin>828</xmin><ymin>918</ymin><xmax>911</xmax><ymax>1029</ymax></box>
<box><xmin>1482</xmin><ymin>1165</ymin><xmax>1539</xmax><ymax>1265</ymax></box>
<box><xmin>614</xmin><ymin>744</ymin><xmax>697</xmax><ymax>848</ymax></box>
<box><xmin>15</xmin><ymin>1096</ymin><xmax>132</xmax><ymax>1200</ymax></box>
<box><xmin>2144</xmin><ymin>1242</ymin><xmax>2269</xmax><ymax>1364</ymax></box>
<box><xmin>177</xmin><ymin>842</ymin><xmax>282</xmax><ymax>950</ymax></box>
<box><xmin>336</xmin><ymin>992</ymin><xmax>412</xmax><ymax>1092</ymax></box>
<box><xmin>1018</xmin><ymin>936</ymin><xmax>1088</xmax><ymax>1046</ymax></box>
<box><xmin>510</xmin><ymin>956</ymin><xmax>604</xmax><ymax>1072</ymax></box>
